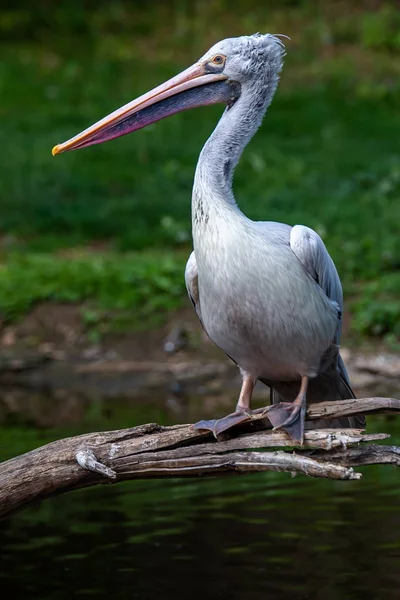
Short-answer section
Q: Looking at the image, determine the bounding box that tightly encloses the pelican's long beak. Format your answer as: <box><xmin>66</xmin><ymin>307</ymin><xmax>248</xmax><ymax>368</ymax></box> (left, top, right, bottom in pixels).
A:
<box><xmin>52</xmin><ymin>63</ymin><xmax>230</xmax><ymax>156</ymax></box>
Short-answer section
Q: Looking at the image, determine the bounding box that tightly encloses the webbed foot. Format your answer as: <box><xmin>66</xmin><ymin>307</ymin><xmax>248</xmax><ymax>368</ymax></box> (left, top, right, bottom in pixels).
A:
<box><xmin>193</xmin><ymin>409</ymin><xmax>255</xmax><ymax>438</ymax></box>
<box><xmin>267</xmin><ymin>376</ymin><xmax>308</xmax><ymax>444</ymax></box>
<box><xmin>267</xmin><ymin>401</ymin><xmax>305</xmax><ymax>443</ymax></box>
<box><xmin>193</xmin><ymin>374</ymin><xmax>260</xmax><ymax>438</ymax></box>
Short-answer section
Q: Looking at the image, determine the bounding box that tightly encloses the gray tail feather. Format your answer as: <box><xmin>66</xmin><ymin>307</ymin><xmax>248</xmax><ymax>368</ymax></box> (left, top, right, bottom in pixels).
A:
<box><xmin>336</xmin><ymin>354</ymin><xmax>366</xmax><ymax>429</ymax></box>
<box><xmin>267</xmin><ymin>353</ymin><xmax>365</xmax><ymax>430</ymax></box>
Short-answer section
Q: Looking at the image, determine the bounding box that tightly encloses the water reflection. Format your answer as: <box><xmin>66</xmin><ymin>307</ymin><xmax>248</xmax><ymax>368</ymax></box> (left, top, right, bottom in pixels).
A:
<box><xmin>0</xmin><ymin>400</ymin><xmax>399</xmax><ymax>600</ymax></box>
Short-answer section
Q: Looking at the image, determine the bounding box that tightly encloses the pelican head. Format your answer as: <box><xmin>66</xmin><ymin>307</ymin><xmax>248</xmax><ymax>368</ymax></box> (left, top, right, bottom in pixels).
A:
<box><xmin>52</xmin><ymin>34</ymin><xmax>285</xmax><ymax>156</ymax></box>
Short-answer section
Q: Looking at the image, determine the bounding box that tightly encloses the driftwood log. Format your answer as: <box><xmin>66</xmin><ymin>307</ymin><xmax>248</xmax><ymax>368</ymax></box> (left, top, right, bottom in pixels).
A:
<box><xmin>0</xmin><ymin>396</ymin><xmax>399</xmax><ymax>519</ymax></box>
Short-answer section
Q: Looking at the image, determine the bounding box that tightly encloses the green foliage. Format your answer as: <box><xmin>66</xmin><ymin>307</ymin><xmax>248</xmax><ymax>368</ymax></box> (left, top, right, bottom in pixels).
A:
<box><xmin>0</xmin><ymin>252</ymin><xmax>186</xmax><ymax>329</ymax></box>
<box><xmin>351</xmin><ymin>273</ymin><xmax>400</xmax><ymax>341</ymax></box>
<box><xmin>329</xmin><ymin>4</ymin><xmax>400</xmax><ymax>51</ymax></box>
<box><xmin>0</xmin><ymin>1</ymin><xmax>399</xmax><ymax>338</ymax></box>
<box><xmin>360</xmin><ymin>6</ymin><xmax>400</xmax><ymax>51</ymax></box>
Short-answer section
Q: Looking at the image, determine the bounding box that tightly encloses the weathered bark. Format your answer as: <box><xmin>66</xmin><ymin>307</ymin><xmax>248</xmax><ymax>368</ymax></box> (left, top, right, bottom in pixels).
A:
<box><xmin>0</xmin><ymin>396</ymin><xmax>399</xmax><ymax>519</ymax></box>
<box><xmin>310</xmin><ymin>444</ymin><xmax>400</xmax><ymax>467</ymax></box>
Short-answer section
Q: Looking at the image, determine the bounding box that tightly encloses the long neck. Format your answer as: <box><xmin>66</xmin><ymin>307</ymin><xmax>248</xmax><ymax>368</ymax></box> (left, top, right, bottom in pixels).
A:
<box><xmin>192</xmin><ymin>77</ymin><xmax>279</xmax><ymax>226</ymax></box>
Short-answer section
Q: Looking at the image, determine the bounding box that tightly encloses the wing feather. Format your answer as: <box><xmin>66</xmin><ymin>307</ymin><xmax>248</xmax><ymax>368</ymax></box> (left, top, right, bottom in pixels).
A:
<box><xmin>289</xmin><ymin>225</ymin><xmax>364</xmax><ymax>425</ymax></box>
<box><xmin>184</xmin><ymin>251</ymin><xmax>203</xmax><ymax>325</ymax></box>
<box><xmin>290</xmin><ymin>224</ymin><xmax>343</xmax><ymax>343</ymax></box>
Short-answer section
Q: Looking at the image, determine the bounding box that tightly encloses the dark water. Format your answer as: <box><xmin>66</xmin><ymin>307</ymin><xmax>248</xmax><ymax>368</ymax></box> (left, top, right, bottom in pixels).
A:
<box><xmin>1</xmin><ymin>396</ymin><xmax>399</xmax><ymax>600</ymax></box>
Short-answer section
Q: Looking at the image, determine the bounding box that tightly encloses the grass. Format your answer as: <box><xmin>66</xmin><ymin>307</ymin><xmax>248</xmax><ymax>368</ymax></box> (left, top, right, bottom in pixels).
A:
<box><xmin>0</xmin><ymin>1</ymin><xmax>399</xmax><ymax>342</ymax></box>
<box><xmin>0</xmin><ymin>251</ymin><xmax>186</xmax><ymax>333</ymax></box>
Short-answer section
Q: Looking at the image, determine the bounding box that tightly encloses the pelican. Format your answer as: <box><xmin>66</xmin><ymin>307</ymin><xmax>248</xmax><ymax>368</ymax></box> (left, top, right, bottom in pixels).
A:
<box><xmin>52</xmin><ymin>34</ymin><xmax>364</xmax><ymax>442</ymax></box>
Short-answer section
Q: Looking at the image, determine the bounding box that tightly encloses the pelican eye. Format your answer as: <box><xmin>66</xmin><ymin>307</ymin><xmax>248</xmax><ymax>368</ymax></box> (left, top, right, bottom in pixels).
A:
<box><xmin>211</xmin><ymin>55</ymin><xmax>225</xmax><ymax>65</ymax></box>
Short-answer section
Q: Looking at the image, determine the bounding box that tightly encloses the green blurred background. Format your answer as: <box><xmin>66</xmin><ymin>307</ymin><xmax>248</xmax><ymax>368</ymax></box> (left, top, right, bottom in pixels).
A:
<box><xmin>1</xmin><ymin>0</ymin><xmax>399</xmax><ymax>343</ymax></box>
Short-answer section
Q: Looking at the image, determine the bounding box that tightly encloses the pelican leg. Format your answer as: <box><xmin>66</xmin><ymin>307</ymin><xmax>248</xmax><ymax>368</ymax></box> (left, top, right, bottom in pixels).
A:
<box><xmin>267</xmin><ymin>375</ymin><xmax>309</xmax><ymax>444</ymax></box>
<box><xmin>192</xmin><ymin>375</ymin><xmax>256</xmax><ymax>438</ymax></box>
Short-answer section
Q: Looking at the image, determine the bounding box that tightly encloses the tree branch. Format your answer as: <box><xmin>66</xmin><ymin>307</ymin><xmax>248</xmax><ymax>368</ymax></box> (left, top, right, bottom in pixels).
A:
<box><xmin>0</xmin><ymin>396</ymin><xmax>399</xmax><ymax>519</ymax></box>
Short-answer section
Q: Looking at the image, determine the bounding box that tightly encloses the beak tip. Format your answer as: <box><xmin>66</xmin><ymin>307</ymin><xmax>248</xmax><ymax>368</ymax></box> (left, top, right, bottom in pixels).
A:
<box><xmin>52</xmin><ymin>144</ymin><xmax>61</xmax><ymax>156</ymax></box>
